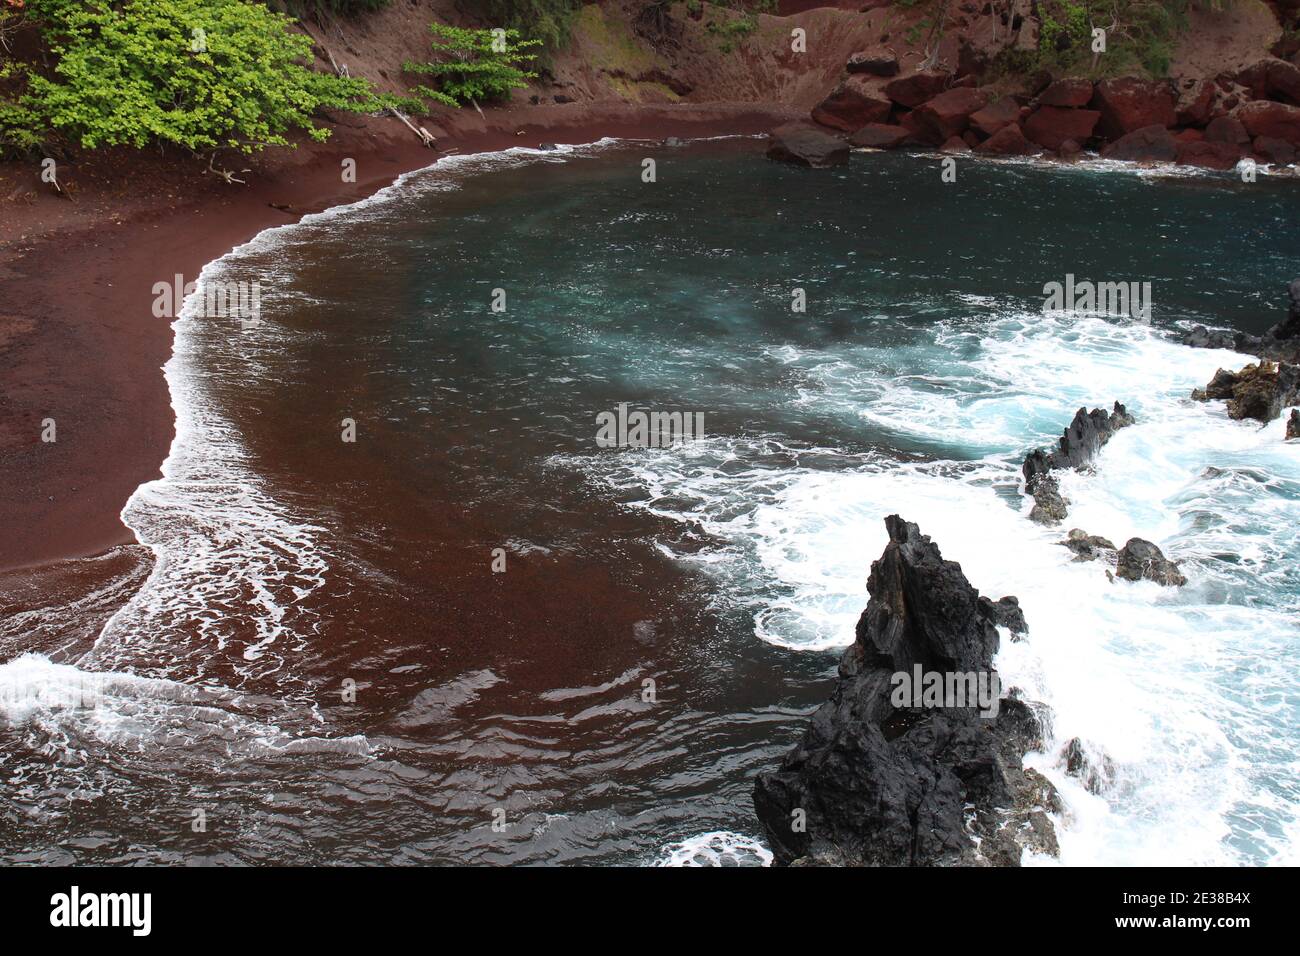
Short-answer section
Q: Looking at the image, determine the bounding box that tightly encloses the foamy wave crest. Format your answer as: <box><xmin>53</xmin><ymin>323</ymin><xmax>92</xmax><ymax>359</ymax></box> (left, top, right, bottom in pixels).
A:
<box><xmin>81</xmin><ymin>255</ymin><xmax>330</xmax><ymax>693</ymax></box>
<box><xmin>561</xmin><ymin>309</ymin><xmax>1300</xmax><ymax>864</ymax></box>
<box><xmin>90</xmin><ymin>138</ymin><xmax>637</xmax><ymax>695</ymax></box>
<box><xmin>655</xmin><ymin>831</ymin><xmax>773</xmax><ymax>866</ymax></box>
<box><xmin>0</xmin><ymin>653</ymin><xmax>368</xmax><ymax>758</ymax></box>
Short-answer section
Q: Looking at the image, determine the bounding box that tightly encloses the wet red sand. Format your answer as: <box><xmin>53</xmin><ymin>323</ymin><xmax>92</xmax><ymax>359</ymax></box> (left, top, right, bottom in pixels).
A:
<box><xmin>0</xmin><ymin>102</ymin><xmax>795</xmax><ymax>572</ymax></box>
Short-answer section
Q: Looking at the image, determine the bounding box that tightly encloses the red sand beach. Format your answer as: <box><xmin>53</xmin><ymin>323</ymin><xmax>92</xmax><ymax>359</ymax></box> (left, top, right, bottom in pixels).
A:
<box><xmin>0</xmin><ymin>102</ymin><xmax>794</xmax><ymax>571</ymax></box>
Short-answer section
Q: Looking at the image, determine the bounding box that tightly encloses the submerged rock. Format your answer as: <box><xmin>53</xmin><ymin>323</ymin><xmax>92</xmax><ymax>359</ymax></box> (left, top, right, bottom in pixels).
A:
<box><xmin>753</xmin><ymin>516</ymin><xmax>1058</xmax><ymax>866</ymax></box>
<box><xmin>766</xmin><ymin>123</ymin><xmax>849</xmax><ymax>168</ymax></box>
<box><xmin>1115</xmin><ymin>537</ymin><xmax>1187</xmax><ymax>587</ymax></box>
<box><xmin>1061</xmin><ymin>529</ymin><xmax>1118</xmax><ymax>563</ymax></box>
<box><xmin>1061</xmin><ymin>737</ymin><xmax>1116</xmax><ymax>795</ymax></box>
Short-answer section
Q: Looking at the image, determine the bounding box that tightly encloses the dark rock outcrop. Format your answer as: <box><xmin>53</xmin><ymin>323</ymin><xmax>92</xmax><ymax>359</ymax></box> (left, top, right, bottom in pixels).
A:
<box><xmin>1114</xmin><ymin>538</ymin><xmax>1187</xmax><ymax>587</ymax></box>
<box><xmin>1287</xmin><ymin>409</ymin><xmax>1299</xmax><ymax>439</ymax></box>
<box><xmin>1021</xmin><ymin>403</ymin><xmax>1134</xmax><ymax>525</ymax></box>
<box><xmin>753</xmin><ymin>516</ymin><xmax>1058</xmax><ymax>866</ymax></box>
<box><xmin>1191</xmin><ymin>360</ymin><xmax>1300</xmax><ymax>424</ymax></box>
<box><xmin>1060</xmin><ymin>529</ymin><xmax>1118</xmax><ymax>563</ymax></box>
<box><xmin>1061</xmin><ymin>737</ymin><xmax>1116</xmax><ymax>795</ymax></box>
<box><xmin>767</xmin><ymin>124</ymin><xmax>849</xmax><ymax>168</ymax></box>
<box><xmin>1181</xmin><ymin>281</ymin><xmax>1300</xmax><ymax>364</ymax></box>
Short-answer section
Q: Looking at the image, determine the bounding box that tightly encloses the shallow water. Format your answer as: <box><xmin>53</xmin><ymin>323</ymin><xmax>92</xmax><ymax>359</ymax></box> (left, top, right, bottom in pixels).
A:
<box><xmin>3</xmin><ymin>139</ymin><xmax>1297</xmax><ymax>865</ymax></box>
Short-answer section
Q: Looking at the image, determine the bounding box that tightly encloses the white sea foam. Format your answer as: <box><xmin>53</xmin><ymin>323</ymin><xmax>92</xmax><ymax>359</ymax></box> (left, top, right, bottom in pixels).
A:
<box><xmin>86</xmin><ymin>137</ymin><xmax>637</xmax><ymax>694</ymax></box>
<box><xmin>0</xmin><ymin>653</ymin><xmax>368</xmax><ymax>757</ymax></box>
<box><xmin>655</xmin><ymin>830</ymin><xmax>773</xmax><ymax>866</ymax></box>
<box><xmin>568</xmin><ymin>311</ymin><xmax>1300</xmax><ymax>865</ymax></box>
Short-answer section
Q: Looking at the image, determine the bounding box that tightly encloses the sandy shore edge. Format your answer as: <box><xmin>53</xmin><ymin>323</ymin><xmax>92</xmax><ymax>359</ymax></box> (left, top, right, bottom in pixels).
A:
<box><xmin>0</xmin><ymin>102</ymin><xmax>797</xmax><ymax>572</ymax></box>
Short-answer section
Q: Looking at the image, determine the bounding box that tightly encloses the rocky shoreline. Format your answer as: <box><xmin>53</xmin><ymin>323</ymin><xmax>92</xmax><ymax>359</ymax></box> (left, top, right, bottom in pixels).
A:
<box><xmin>768</xmin><ymin>52</ymin><xmax>1300</xmax><ymax>171</ymax></box>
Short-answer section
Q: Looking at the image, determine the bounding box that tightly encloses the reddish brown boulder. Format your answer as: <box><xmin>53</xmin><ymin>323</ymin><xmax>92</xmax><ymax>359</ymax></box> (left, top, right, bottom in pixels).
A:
<box><xmin>898</xmin><ymin>109</ymin><xmax>940</xmax><ymax>145</ymax></box>
<box><xmin>767</xmin><ymin>123</ymin><xmax>850</xmax><ymax>168</ymax></box>
<box><xmin>970</xmin><ymin>95</ymin><xmax>1022</xmax><ymax>136</ymax></box>
<box><xmin>847</xmin><ymin>49</ymin><xmax>900</xmax><ymax>77</ymax></box>
<box><xmin>1176</xmin><ymin>140</ymin><xmax>1243</xmax><ymax>170</ymax></box>
<box><xmin>941</xmin><ymin>136</ymin><xmax>971</xmax><ymax>153</ymax></box>
<box><xmin>1039</xmin><ymin>78</ymin><xmax>1094</xmax><ymax>108</ymax></box>
<box><xmin>1058</xmin><ymin>139</ymin><xmax>1083</xmax><ymax>160</ymax></box>
<box><xmin>848</xmin><ymin>123</ymin><xmax>911</xmax><ymax>149</ymax></box>
<box><xmin>1254</xmin><ymin>135</ymin><xmax>1297</xmax><ymax>165</ymax></box>
<box><xmin>1024</xmin><ymin>106</ymin><xmax>1100</xmax><ymax>150</ymax></box>
<box><xmin>1100</xmin><ymin>125</ymin><xmax>1179</xmax><ymax>162</ymax></box>
<box><xmin>1175</xmin><ymin>79</ymin><xmax>1217</xmax><ymax>127</ymax></box>
<box><xmin>913</xmin><ymin>87</ymin><xmax>990</xmax><ymax>141</ymax></box>
<box><xmin>1236</xmin><ymin>58</ymin><xmax>1300</xmax><ymax>104</ymax></box>
<box><xmin>1205</xmin><ymin>115</ymin><xmax>1251</xmax><ymax>145</ymax></box>
<box><xmin>975</xmin><ymin>123</ymin><xmax>1035</xmax><ymax>156</ymax></box>
<box><xmin>1176</xmin><ymin>128</ymin><xmax>1205</xmax><ymax>143</ymax></box>
<box><xmin>1093</xmin><ymin>77</ymin><xmax>1177</xmax><ymax>138</ymax></box>
<box><xmin>811</xmin><ymin>76</ymin><xmax>893</xmax><ymax>132</ymax></box>
<box><xmin>883</xmin><ymin>70</ymin><xmax>951</xmax><ymax>108</ymax></box>
<box><xmin>1236</xmin><ymin>100</ymin><xmax>1300</xmax><ymax>147</ymax></box>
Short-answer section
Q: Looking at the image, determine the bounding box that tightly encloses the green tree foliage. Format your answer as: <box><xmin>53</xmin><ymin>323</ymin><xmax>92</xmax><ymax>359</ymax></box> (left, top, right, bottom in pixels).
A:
<box><xmin>2</xmin><ymin>0</ymin><xmax>395</xmax><ymax>156</ymax></box>
<box><xmin>464</xmin><ymin>1</ymin><xmax>580</xmax><ymax>56</ymax></box>
<box><xmin>404</xmin><ymin>23</ymin><xmax>540</xmax><ymax>108</ymax></box>
<box><xmin>1004</xmin><ymin>0</ymin><xmax>1220</xmax><ymax>78</ymax></box>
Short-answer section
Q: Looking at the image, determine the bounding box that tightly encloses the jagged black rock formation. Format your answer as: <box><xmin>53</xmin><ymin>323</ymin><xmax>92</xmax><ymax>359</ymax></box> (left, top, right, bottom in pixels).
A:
<box><xmin>1192</xmin><ymin>360</ymin><xmax>1300</xmax><ymax>424</ymax></box>
<box><xmin>1181</xmin><ymin>279</ymin><xmax>1300</xmax><ymax>363</ymax></box>
<box><xmin>1288</xmin><ymin>409</ymin><xmax>1300</xmax><ymax>440</ymax></box>
<box><xmin>1060</xmin><ymin>529</ymin><xmax>1118</xmax><ymax>563</ymax></box>
<box><xmin>1114</xmin><ymin>537</ymin><xmax>1187</xmax><ymax>587</ymax></box>
<box><xmin>1021</xmin><ymin>403</ymin><xmax>1135</xmax><ymax>524</ymax></box>
<box><xmin>753</xmin><ymin>516</ymin><xmax>1059</xmax><ymax>867</ymax></box>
